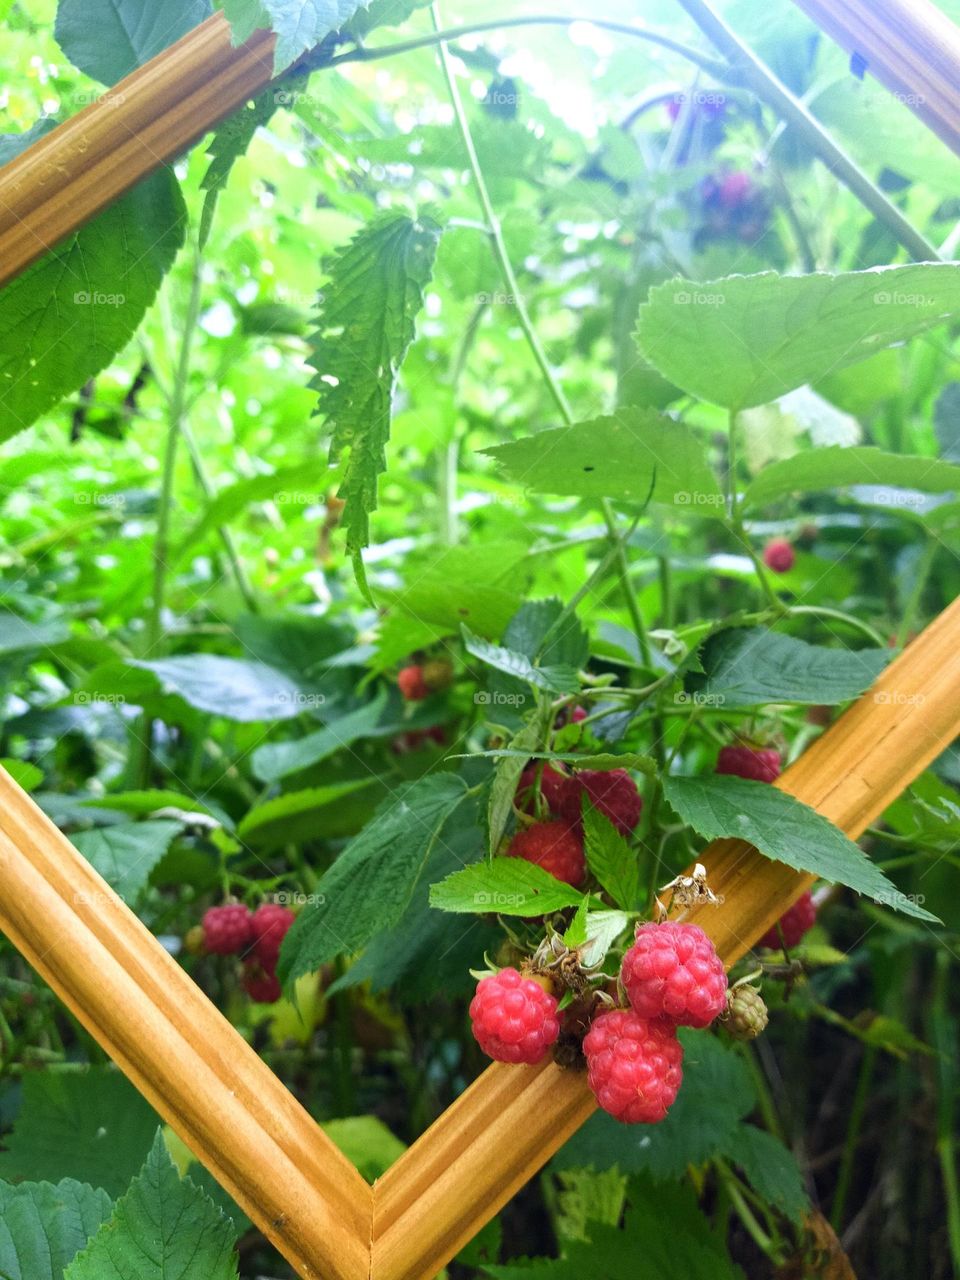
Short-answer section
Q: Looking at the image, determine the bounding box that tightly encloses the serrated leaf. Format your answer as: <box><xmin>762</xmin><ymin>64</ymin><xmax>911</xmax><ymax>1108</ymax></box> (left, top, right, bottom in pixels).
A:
<box><xmin>237</xmin><ymin>778</ymin><xmax>381</xmax><ymax>849</ymax></box>
<box><xmin>72</xmin><ymin>819</ymin><xmax>184</xmax><ymax>903</ymax></box>
<box><xmin>129</xmin><ymin>655</ymin><xmax>307</xmax><ymax>721</ymax></box>
<box><xmin>251</xmin><ymin>691</ymin><xmax>389</xmax><ymax>782</ymax></box>
<box><xmin>483</xmin><ymin>409</ymin><xmax>722</xmax><ymax>512</ymax></box>
<box><xmin>579</xmin><ymin>909</ymin><xmax>631</xmax><ymax>968</ymax></box>
<box><xmin>663</xmin><ymin>775</ymin><xmax>938</xmax><ymax>922</ymax></box>
<box><xmin>563</xmin><ymin>897</ymin><xmax>590</xmax><ymax>947</ymax></box>
<box><xmin>429</xmin><ymin>858</ymin><xmax>584</xmax><ymax>917</ymax></box>
<box><xmin>744</xmin><ymin>445</ymin><xmax>960</xmax><ymax>508</ymax></box>
<box><xmin>0</xmin><ymin>170</ymin><xmax>185</xmax><ymax>440</ymax></box>
<box><xmin>278</xmin><ymin>774</ymin><xmax>468</xmax><ymax>981</ymax></box>
<box><xmin>636</xmin><ymin>265</ymin><xmax>960</xmax><ymax>410</ymax></box>
<box><xmin>463</xmin><ymin>624</ymin><xmax>579</xmax><ymax>694</ymax></box>
<box><xmin>309</xmin><ymin>209</ymin><xmax>442</xmax><ymax>585</ymax></box>
<box><xmin>55</xmin><ymin>0</ymin><xmax>211</xmax><ymax>84</ymax></box>
<box><xmin>223</xmin><ymin>0</ymin><xmax>371</xmax><ymax>72</ymax></box>
<box><xmin>64</xmin><ymin>1132</ymin><xmax>238</xmax><ymax>1280</ymax></box>
<box><xmin>583</xmin><ymin>804</ymin><xmax>640</xmax><ymax>910</ymax></box>
<box><xmin>0</xmin><ymin>1179</ymin><xmax>113</xmax><ymax>1280</ymax></box>
<box><xmin>198</xmin><ymin>88</ymin><xmax>279</xmax><ymax>247</ymax></box>
<box><xmin>733</xmin><ymin>1125</ymin><xmax>809</xmax><ymax>1224</ymax></box>
<box><xmin>695</xmin><ymin>628</ymin><xmax>888</xmax><ymax>706</ymax></box>
<box><xmin>0</xmin><ymin>1069</ymin><xmax>158</xmax><ymax>1197</ymax></box>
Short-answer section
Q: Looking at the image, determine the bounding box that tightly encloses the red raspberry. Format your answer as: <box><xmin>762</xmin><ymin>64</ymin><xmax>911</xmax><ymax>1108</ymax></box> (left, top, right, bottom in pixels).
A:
<box><xmin>469</xmin><ymin>967</ymin><xmax>560</xmax><ymax>1064</ymax></box>
<box><xmin>621</xmin><ymin>921</ymin><xmax>727</xmax><ymax>1029</ymax></box>
<box><xmin>716</xmin><ymin>744</ymin><xmax>782</xmax><ymax>783</ymax></box>
<box><xmin>583</xmin><ymin>1008</ymin><xmax>683</xmax><ymax>1123</ymax></box>
<box><xmin>202</xmin><ymin>904</ymin><xmax>253</xmax><ymax>955</ymax></box>
<box><xmin>560</xmin><ymin>768</ymin><xmax>642</xmax><ymax>835</ymax></box>
<box><xmin>398</xmin><ymin>664</ymin><xmax>430</xmax><ymax>701</ymax></box>
<box><xmin>757</xmin><ymin>889</ymin><xmax>816</xmax><ymax>950</ymax></box>
<box><xmin>242</xmin><ymin>959</ymin><xmax>282</xmax><ymax>1004</ymax></box>
<box><xmin>505</xmin><ymin>820</ymin><xmax>585</xmax><ymax>888</ymax></box>
<box><xmin>251</xmin><ymin>903</ymin><xmax>296</xmax><ymax>969</ymax></box>
<box><xmin>516</xmin><ymin>763</ymin><xmax>571</xmax><ymax>816</ymax></box>
<box><xmin>763</xmin><ymin>538</ymin><xmax>795</xmax><ymax>573</ymax></box>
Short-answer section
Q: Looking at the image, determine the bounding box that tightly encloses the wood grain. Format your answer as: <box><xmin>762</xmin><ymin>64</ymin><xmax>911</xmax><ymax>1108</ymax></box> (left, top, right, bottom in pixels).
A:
<box><xmin>372</xmin><ymin>594</ymin><xmax>960</xmax><ymax>1280</ymax></box>
<box><xmin>0</xmin><ymin>770</ymin><xmax>371</xmax><ymax>1280</ymax></box>
<box><xmin>791</xmin><ymin>0</ymin><xmax>960</xmax><ymax>158</ymax></box>
<box><xmin>0</xmin><ymin>13</ymin><xmax>276</xmax><ymax>286</ymax></box>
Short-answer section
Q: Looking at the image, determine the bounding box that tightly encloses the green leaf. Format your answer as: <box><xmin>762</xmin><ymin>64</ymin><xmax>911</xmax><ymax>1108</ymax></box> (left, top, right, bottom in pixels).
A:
<box><xmin>344</xmin><ymin>0</ymin><xmax>429</xmax><ymax>36</ymax></box>
<box><xmin>636</xmin><ymin>265</ymin><xmax>960</xmax><ymax>409</ymax></box>
<box><xmin>0</xmin><ymin>759</ymin><xmax>43</xmax><ymax>791</ymax></box>
<box><xmin>744</xmin><ymin>445</ymin><xmax>960</xmax><ymax>508</ymax></box>
<box><xmin>72</xmin><ymin>820</ymin><xmax>185</xmax><ymax>903</ymax></box>
<box><xmin>732</xmin><ymin>1125</ymin><xmax>809</xmax><ymax>1224</ymax></box>
<box><xmin>0</xmin><ymin>170</ymin><xmax>185</xmax><ymax>440</ymax></box>
<box><xmin>429</xmin><ymin>858</ymin><xmax>584</xmax><ymax>917</ymax></box>
<box><xmin>663</xmin><ymin>775</ymin><xmax>938</xmax><ymax>922</ymax></box>
<box><xmin>237</xmin><ymin>778</ymin><xmax>381</xmax><ymax>849</ymax></box>
<box><xmin>310</xmin><ymin>209</ymin><xmax>442</xmax><ymax>584</ymax></box>
<box><xmin>0</xmin><ymin>613</ymin><xmax>70</xmax><ymax>655</ymax></box>
<box><xmin>278</xmin><ymin>774</ymin><xmax>468</xmax><ymax>981</ymax></box>
<box><xmin>198</xmin><ymin>88</ymin><xmax>279</xmax><ymax>248</ymax></box>
<box><xmin>0</xmin><ymin>1069</ymin><xmax>158</xmax><ymax>1198</ymax></box>
<box><xmin>583</xmin><ymin>805</ymin><xmax>639</xmax><ymax>911</ymax></box>
<box><xmin>483</xmin><ymin>409</ymin><xmax>723</xmax><ymax>511</ymax></box>
<box><xmin>486</xmin><ymin>700</ymin><xmax>553</xmax><ymax>855</ymax></box>
<box><xmin>223</xmin><ymin>0</ymin><xmax>371</xmax><ymax>72</ymax></box>
<box><xmin>55</xmin><ymin>0</ymin><xmax>211</xmax><ymax>84</ymax></box>
<box><xmin>463</xmin><ymin>625</ymin><xmax>579</xmax><ymax>694</ymax></box>
<box><xmin>64</xmin><ymin>1132</ymin><xmax>239</xmax><ymax>1280</ymax></box>
<box><xmin>251</xmin><ymin>691</ymin><xmax>389</xmax><ymax>782</ymax></box>
<box><xmin>129</xmin><ymin>655</ymin><xmax>308</xmax><ymax>721</ymax></box>
<box><xmin>695</xmin><ymin>628</ymin><xmax>889</xmax><ymax>706</ymax></box>
<box><xmin>578</xmin><ymin>909</ymin><xmax>632</xmax><ymax>968</ymax></box>
<box><xmin>0</xmin><ymin>1180</ymin><xmax>113</xmax><ymax>1280</ymax></box>
<box><xmin>0</xmin><ymin>119</ymin><xmax>57</xmax><ymax>168</ymax></box>
<box><xmin>321</xmin><ymin>1117</ymin><xmax>405</xmax><ymax>1182</ymax></box>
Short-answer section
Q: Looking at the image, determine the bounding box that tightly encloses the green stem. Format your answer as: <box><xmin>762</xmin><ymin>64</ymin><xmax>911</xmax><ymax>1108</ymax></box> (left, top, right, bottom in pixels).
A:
<box><xmin>787</xmin><ymin>604</ymin><xmax>886</xmax><ymax>648</ymax></box>
<box><xmin>330</xmin><ymin>16</ymin><xmax>727</xmax><ymax>78</ymax></box>
<box><xmin>830</xmin><ymin>1045</ymin><xmax>877</xmax><ymax>1230</ymax></box>
<box><xmin>716</xmin><ymin>1159</ymin><xmax>777</xmax><ymax>1257</ymax></box>
<box><xmin>897</xmin><ymin>536</ymin><xmax>937</xmax><ymax>646</ymax></box>
<box><xmin>673</xmin><ymin>0</ymin><xmax>942</xmax><ymax>262</ymax></box>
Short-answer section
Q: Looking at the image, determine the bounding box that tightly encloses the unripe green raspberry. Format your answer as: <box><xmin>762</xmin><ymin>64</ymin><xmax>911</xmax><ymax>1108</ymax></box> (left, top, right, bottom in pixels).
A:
<box><xmin>724</xmin><ymin>984</ymin><xmax>768</xmax><ymax>1040</ymax></box>
<box><xmin>422</xmin><ymin>658</ymin><xmax>454</xmax><ymax>692</ymax></box>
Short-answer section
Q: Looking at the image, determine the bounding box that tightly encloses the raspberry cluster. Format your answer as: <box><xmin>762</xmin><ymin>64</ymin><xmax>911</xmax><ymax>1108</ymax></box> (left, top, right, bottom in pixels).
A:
<box><xmin>515</xmin><ymin>764</ymin><xmax>642</xmax><ymax>835</ymax></box>
<box><xmin>199</xmin><ymin>901</ymin><xmax>295</xmax><ymax>1004</ymax></box>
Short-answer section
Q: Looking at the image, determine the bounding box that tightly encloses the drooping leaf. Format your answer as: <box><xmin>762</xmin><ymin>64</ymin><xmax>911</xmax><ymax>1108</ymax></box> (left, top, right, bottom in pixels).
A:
<box><xmin>129</xmin><ymin>655</ymin><xmax>308</xmax><ymax>721</ymax></box>
<box><xmin>222</xmin><ymin>0</ymin><xmax>371</xmax><ymax>72</ymax></box>
<box><xmin>483</xmin><ymin>409</ymin><xmax>723</xmax><ymax>512</ymax></box>
<box><xmin>694</xmin><ymin>628</ymin><xmax>889</xmax><ymax>706</ymax></box>
<box><xmin>72</xmin><ymin>819</ymin><xmax>184</xmax><ymax>902</ymax></box>
<box><xmin>64</xmin><ymin>1133</ymin><xmax>239</xmax><ymax>1280</ymax></box>
<box><xmin>251</xmin><ymin>691</ymin><xmax>389</xmax><ymax>782</ymax></box>
<box><xmin>429</xmin><ymin>857</ymin><xmax>585</xmax><ymax>917</ymax></box>
<box><xmin>237</xmin><ymin>778</ymin><xmax>382</xmax><ymax>848</ymax></box>
<box><xmin>198</xmin><ymin>87</ymin><xmax>280</xmax><ymax>247</ymax></box>
<box><xmin>732</xmin><ymin>1125</ymin><xmax>810</xmax><ymax>1224</ymax></box>
<box><xmin>582</xmin><ymin>804</ymin><xmax>639</xmax><ymax>911</ymax></box>
<box><xmin>663</xmin><ymin>774</ymin><xmax>938</xmax><ymax>922</ymax></box>
<box><xmin>0</xmin><ymin>1179</ymin><xmax>113</xmax><ymax>1280</ymax></box>
<box><xmin>636</xmin><ymin>265</ymin><xmax>960</xmax><ymax>410</ymax></box>
<box><xmin>462</xmin><ymin>624</ymin><xmax>579</xmax><ymax>694</ymax></box>
<box><xmin>0</xmin><ymin>169</ymin><xmax>185</xmax><ymax>440</ymax></box>
<box><xmin>55</xmin><ymin>0</ymin><xmax>212</xmax><ymax>84</ymax></box>
<box><xmin>309</xmin><ymin>208</ymin><xmax>442</xmax><ymax>586</ymax></box>
<box><xmin>278</xmin><ymin>774</ymin><xmax>468</xmax><ymax>981</ymax></box>
<box><xmin>744</xmin><ymin>445</ymin><xmax>960</xmax><ymax>508</ymax></box>
<box><xmin>0</xmin><ymin>1069</ymin><xmax>158</xmax><ymax>1197</ymax></box>
<box><xmin>0</xmin><ymin>613</ymin><xmax>70</xmax><ymax>655</ymax></box>
<box><xmin>485</xmin><ymin>699</ymin><xmax>553</xmax><ymax>855</ymax></box>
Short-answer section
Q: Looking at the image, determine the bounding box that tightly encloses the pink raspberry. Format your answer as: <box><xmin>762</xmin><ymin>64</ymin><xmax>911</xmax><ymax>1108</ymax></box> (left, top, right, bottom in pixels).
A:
<box><xmin>505</xmin><ymin>820</ymin><xmax>585</xmax><ymax>888</ymax></box>
<box><xmin>398</xmin><ymin>664</ymin><xmax>430</xmax><ymax>701</ymax></box>
<box><xmin>202</xmin><ymin>904</ymin><xmax>253</xmax><ymax>956</ymax></box>
<box><xmin>251</xmin><ymin>903</ymin><xmax>296</xmax><ymax>969</ymax></box>
<box><xmin>560</xmin><ymin>769</ymin><xmax>642</xmax><ymax>835</ymax></box>
<box><xmin>621</xmin><ymin>921</ymin><xmax>727</xmax><ymax>1029</ymax></box>
<box><xmin>757</xmin><ymin>889</ymin><xmax>816</xmax><ymax>950</ymax></box>
<box><xmin>516</xmin><ymin>763</ymin><xmax>571</xmax><ymax>816</ymax></box>
<box><xmin>242</xmin><ymin>959</ymin><xmax>282</xmax><ymax>1004</ymax></box>
<box><xmin>763</xmin><ymin>538</ymin><xmax>795</xmax><ymax>573</ymax></box>
<box><xmin>470</xmin><ymin>967</ymin><xmax>560</xmax><ymax>1064</ymax></box>
<box><xmin>583</xmin><ymin>1008</ymin><xmax>683</xmax><ymax>1123</ymax></box>
<box><xmin>716</xmin><ymin>744</ymin><xmax>782</xmax><ymax>783</ymax></box>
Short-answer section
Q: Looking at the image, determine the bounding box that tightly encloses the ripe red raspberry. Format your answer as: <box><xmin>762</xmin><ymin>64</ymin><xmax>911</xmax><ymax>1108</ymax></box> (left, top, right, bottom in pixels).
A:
<box><xmin>716</xmin><ymin>744</ymin><xmax>782</xmax><ymax>783</ymax></box>
<box><xmin>505</xmin><ymin>820</ymin><xmax>585</xmax><ymax>888</ymax></box>
<box><xmin>202</xmin><ymin>904</ymin><xmax>253</xmax><ymax>955</ymax></box>
<box><xmin>242</xmin><ymin>959</ymin><xmax>282</xmax><ymax>1004</ymax></box>
<box><xmin>621</xmin><ymin>921</ymin><xmax>727</xmax><ymax>1029</ymax></box>
<box><xmin>516</xmin><ymin>763</ymin><xmax>571</xmax><ymax>816</ymax></box>
<box><xmin>398</xmin><ymin>664</ymin><xmax>430</xmax><ymax>701</ymax></box>
<box><xmin>757</xmin><ymin>889</ymin><xmax>816</xmax><ymax>950</ymax></box>
<box><xmin>469</xmin><ymin>967</ymin><xmax>560</xmax><ymax>1064</ymax></box>
<box><xmin>560</xmin><ymin>768</ymin><xmax>642</xmax><ymax>835</ymax></box>
<box><xmin>723</xmin><ymin>984</ymin><xmax>768</xmax><ymax>1040</ymax></box>
<box><xmin>763</xmin><ymin>538</ymin><xmax>795</xmax><ymax>573</ymax></box>
<box><xmin>251</xmin><ymin>903</ymin><xmax>296</xmax><ymax>969</ymax></box>
<box><xmin>583</xmin><ymin>1008</ymin><xmax>683</xmax><ymax>1124</ymax></box>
